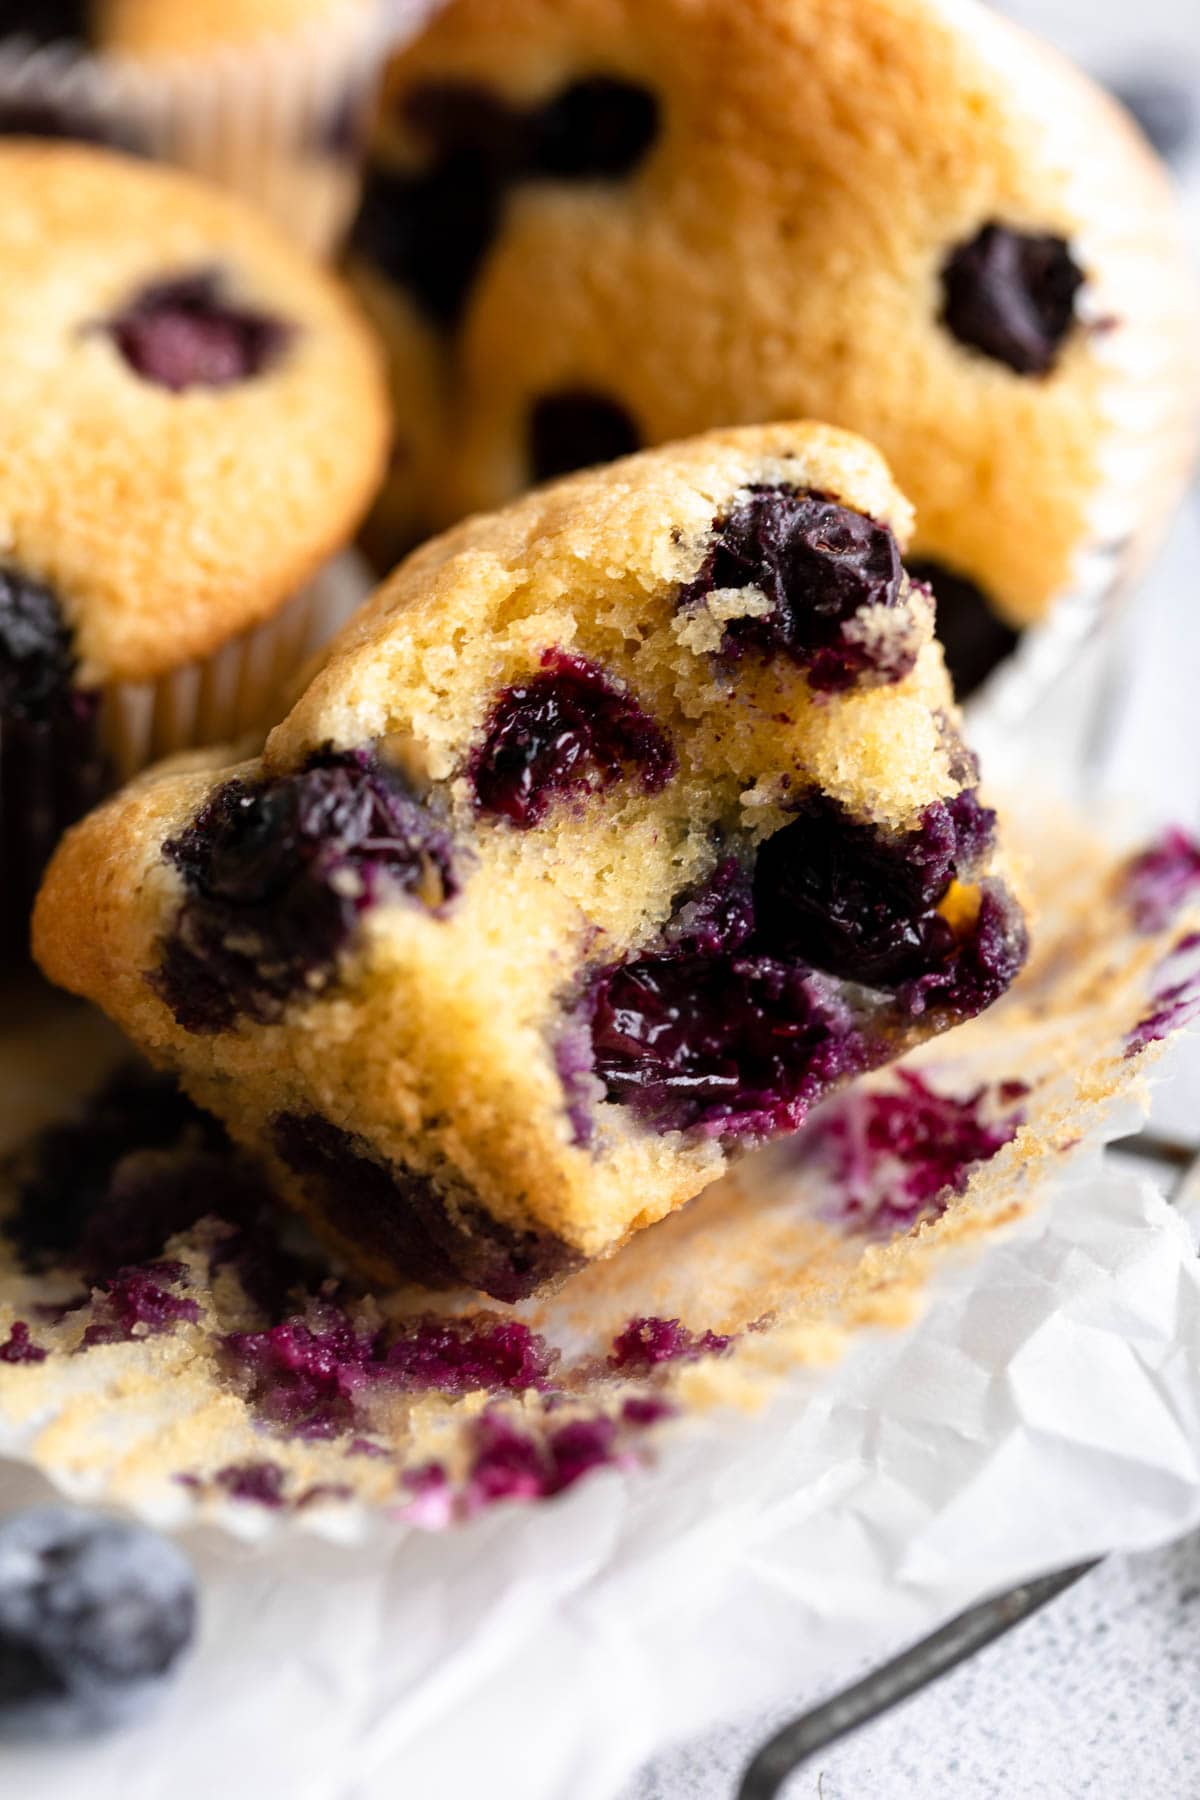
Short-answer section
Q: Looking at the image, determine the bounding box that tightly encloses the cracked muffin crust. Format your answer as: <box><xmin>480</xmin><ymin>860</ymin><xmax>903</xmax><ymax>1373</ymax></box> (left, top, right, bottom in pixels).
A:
<box><xmin>34</xmin><ymin>424</ymin><xmax>1028</xmax><ymax>1301</ymax></box>
<box><xmin>0</xmin><ymin>140</ymin><xmax>388</xmax><ymax>941</ymax></box>
<box><xmin>346</xmin><ymin>0</ymin><xmax>1199</xmax><ymax>695</ymax></box>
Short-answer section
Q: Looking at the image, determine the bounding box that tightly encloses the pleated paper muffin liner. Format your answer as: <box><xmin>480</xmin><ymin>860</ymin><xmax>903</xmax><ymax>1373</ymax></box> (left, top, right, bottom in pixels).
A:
<box><xmin>0</xmin><ymin>801</ymin><xmax>1196</xmax><ymax>1538</ymax></box>
<box><xmin>0</xmin><ymin>2</ymin><xmax>438</xmax><ymax>255</ymax></box>
<box><xmin>98</xmin><ymin>550</ymin><xmax>372</xmax><ymax>782</ymax></box>
<box><xmin>0</xmin><ymin>552</ymin><xmax>372</xmax><ymax>957</ymax></box>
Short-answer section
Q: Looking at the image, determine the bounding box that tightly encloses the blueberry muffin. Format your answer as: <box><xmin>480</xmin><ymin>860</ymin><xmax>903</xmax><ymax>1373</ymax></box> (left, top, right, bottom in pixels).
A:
<box><xmin>34</xmin><ymin>423</ymin><xmax>1028</xmax><ymax>1301</ymax></box>
<box><xmin>0</xmin><ymin>140</ymin><xmax>388</xmax><ymax>944</ymax></box>
<box><xmin>0</xmin><ymin>1</ymin><xmax>401</xmax><ymax>251</ymax></box>
<box><xmin>346</xmin><ymin>0</ymin><xmax>1200</xmax><ymax>695</ymax></box>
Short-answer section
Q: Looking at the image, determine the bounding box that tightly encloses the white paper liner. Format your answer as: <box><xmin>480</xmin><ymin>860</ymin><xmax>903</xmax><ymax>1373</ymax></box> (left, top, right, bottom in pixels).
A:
<box><xmin>0</xmin><ymin>810</ymin><xmax>1196</xmax><ymax>1793</ymax></box>
<box><xmin>0</xmin><ymin>2</ymin><xmax>439</xmax><ymax>253</ymax></box>
<box><xmin>98</xmin><ymin>550</ymin><xmax>372</xmax><ymax>781</ymax></box>
<box><xmin>0</xmin><ymin>802</ymin><xmax>1197</xmax><ymax>1539</ymax></box>
<box><xmin>1</xmin><ymin>1117</ymin><xmax>1199</xmax><ymax>1800</ymax></box>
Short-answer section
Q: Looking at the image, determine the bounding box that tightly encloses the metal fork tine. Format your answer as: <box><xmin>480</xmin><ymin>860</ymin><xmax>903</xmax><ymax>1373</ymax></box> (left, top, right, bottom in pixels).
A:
<box><xmin>734</xmin><ymin>1130</ymin><xmax>1200</xmax><ymax>1800</ymax></box>
<box><xmin>737</xmin><ymin>1562</ymin><xmax>1097</xmax><ymax>1800</ymax></box>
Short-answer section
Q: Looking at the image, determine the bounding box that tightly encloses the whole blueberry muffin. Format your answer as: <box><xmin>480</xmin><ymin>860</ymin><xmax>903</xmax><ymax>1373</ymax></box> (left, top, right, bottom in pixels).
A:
<box><xmin>0</xmin><ymin>140</ymin><xmax>388</xmax><ymax>945</ymax></box>
<box><xmin>0</xmin><ymin>0</ymin><xmax>404</xmax><ymax>251</ymax></box>
<box><xmin>346</xmin><ymin>0</ymin><xmax>1200</xmax><ymax>696</ymax></box>
<box><xmin>35</xmin><ymin>423</ymin><xmax>1028</xmax><ymax>1301</ymax></box>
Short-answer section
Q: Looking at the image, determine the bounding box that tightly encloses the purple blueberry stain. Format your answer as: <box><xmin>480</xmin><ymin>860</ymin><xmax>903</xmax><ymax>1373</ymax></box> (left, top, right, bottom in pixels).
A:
<box><xmin>463</xmin><ymin>1409</ymin><xmax>624</xmax><ymax>1511</ymax></box>
<box><xmin>678</xmin><ymin>487</ymin><xmax>913</xmax><ymax>691</ymax></box>
<box><xmin>1123</xmin><ymin>829</ymin><xmax>1200</xmax><ymax>933</ymax></box>
<box><xmin>222</xmin><ymin>1301</ymin><xmax>556</xmax><ymax>1438</ymax></box>
<box><xmin>80</xmin><ymin>1262</ymin><xmax>201</xmax><ymax>1347</ymax></box>
<box><xmin>154</xmin><ymin>749</ymin><xmax>458</xmax><ymax>1034</ymax></box>
<box><xmin>1125</xmin><ymin>934</ymin><xmax>1200</xmax><ymax>1058</ymax></box>
<box><xmin>106</xmin><ymin>271</ymin><xmax>291</xmax><ymax>393</ymax></box>
<box><xmin>0</xmin><ymin>1322</ymin><xmax>46</xmax><ymax>1365</ymax></box>
<box><xmin>941</xmin><ymin>223</ymin><xmax>1085</xmax><ymax>376</ymax></box>
<box><xmin>608</xmin><ymin>1316</ymin><xmax>732</xmax><ymax>1370</ymax></box>
<box><xmin>800</xmin><ymin>1070</ymin><xmax>1025</xmax><ymax>1236</ymax></box>
<box><xmin>2</xmin><ymin>1062</ymin><xmax>306</xmax><ymax>1323</ymax></box>
<box><xmin>214</xmin><ymin>1462</ymin><xmax>289</xmax><ymax>1509</ymax></box>
<box><xmin>471</xmin><ymin>649</ymin><xmax>675</xmax><ymax>829</ymax></box>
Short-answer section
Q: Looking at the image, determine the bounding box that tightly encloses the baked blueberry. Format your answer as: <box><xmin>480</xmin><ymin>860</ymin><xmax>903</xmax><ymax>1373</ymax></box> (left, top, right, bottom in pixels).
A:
<box><xmin>471</xmin><ymin>651</ymin><xmax>674</xmax><ymax>828</ymax></box>
<box><xmin>156</xmin><ymin>750</ymin><xmax>458</xmax><ymax>1033</ymax></box>
<box><xmin>108</xmin><ymin>271</ymin><xmax>291</xmax><ymax>392</ymax></box>
<box><xmin>0</xmin><ymin>2</ymin><xmax>90</xmax><ymax>45</ymax></box>
<box><xmin>0</xmin><ymin>568</ymin><xmax>77</xmax><ymax>722</ymax></box>
<box><xmin>528</xmin><ymin>77</ymin><xmax>659</xmax><ymax>180</ymax></box>
<box><xmin>679</xmin><ymin>486</ymin><xmax>919</xmax><ymax>690</ymax></box>
<box><xmin>0</xmin><ymin>1507</ymin><xmax>195</xmax><ymax>1740</ymax></box>
<box><xmin>529</xmin><ymin>391</ymin><xmax>641</xmax><ymax>483</ymax></box>
<box><xmin>35</xmin><ymin>424</ymin><xmax>1026</xmax><ymax>1299</ymax></box>
<box><xmin>940</xmin><ymin>223</ymin><xmax>1085</xmax><ymax>377</ymax></box>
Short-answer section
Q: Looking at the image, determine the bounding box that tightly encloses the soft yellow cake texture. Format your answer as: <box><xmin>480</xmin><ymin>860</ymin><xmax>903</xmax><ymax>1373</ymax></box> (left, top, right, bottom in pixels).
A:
<box><xmin>35</xmin><ymin>424</ymin><xmax>1028</xmax><ymax>1301</ymax></box>
<box><xmin>348</xmin><ymin>0</ymin><xmax>1199</xmax><ymax>640</ymax></box>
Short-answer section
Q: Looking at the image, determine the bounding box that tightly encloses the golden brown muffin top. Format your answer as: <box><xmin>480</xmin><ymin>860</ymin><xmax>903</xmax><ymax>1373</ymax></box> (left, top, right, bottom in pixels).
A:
<box><xmin>0</xmin><ymin>140</ymin><xmax>388</xmax><ymax>685</ymax></box>
<box><xmin>354</xmin><ymin>0</ymin><xmax>1199</xmax><ymax>626</ymax></box>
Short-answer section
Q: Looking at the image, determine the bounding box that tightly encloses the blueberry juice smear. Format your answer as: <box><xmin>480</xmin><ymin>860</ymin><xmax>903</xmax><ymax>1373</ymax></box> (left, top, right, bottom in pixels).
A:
<box><xmin>578</xmin><ymin>793</ymin><xmax>1026</xmax><ymax>1141</ymax></box>
<box><xmin>471</xmin><ymin>650</ymin><xmax>675</xmax><ymax>829</ymax></box>
<box><xmin>678</xmin><ymin>486</ymin><xmax>912</xmax><ymax>691</ymax></box>
<box><xmin>154</xmin><ymin>749</ymin><xmax>458</xmax><ymax>1033</ymax></box>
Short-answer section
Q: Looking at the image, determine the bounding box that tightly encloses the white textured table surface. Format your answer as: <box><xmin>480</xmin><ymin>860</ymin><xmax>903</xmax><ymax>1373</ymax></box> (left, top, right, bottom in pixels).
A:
<box><xmin>625</xmin><ymin>1</ymin><xmax>1200</xmax><ymax>1794</ymax></box>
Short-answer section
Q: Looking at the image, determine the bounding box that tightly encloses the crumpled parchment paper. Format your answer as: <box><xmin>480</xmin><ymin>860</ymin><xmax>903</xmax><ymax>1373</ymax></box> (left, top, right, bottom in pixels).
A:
<box><xmin>0</xmin><ymin>807</ymin><xmax>1198</xmax><ymax>1798</ymax></box>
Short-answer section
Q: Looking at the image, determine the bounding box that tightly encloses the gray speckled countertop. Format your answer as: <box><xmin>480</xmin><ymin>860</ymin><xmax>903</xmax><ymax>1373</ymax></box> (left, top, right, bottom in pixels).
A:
<box><xmin>626</xmin><ymin>1531</ymin><xmax>1200</xmax><ymax>1798</ymax></box>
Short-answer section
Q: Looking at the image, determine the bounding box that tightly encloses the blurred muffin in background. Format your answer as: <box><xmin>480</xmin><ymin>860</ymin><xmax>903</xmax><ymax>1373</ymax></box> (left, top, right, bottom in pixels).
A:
<box><xmin>0</xmin><ymin>140</ymin><xmax>389</xmax><ymax>949</ymax></box>
<box><xmin>345</xmin><ymin>0</ymin><xmax>1200</xmax><ymax>702</ymax></box>
<box><xmin>0</xmin><ymin>0</ymin><xmax>440</xmax><ymax>252</ymax></box>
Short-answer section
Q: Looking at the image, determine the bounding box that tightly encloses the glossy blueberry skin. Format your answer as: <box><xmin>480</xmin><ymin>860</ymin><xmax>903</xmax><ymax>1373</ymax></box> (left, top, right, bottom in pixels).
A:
<box><xmin>0</xmin><ymin>1508</ymin><xmax>196</xmax><ymax>1741</ymax></box>
<box><xmin>940</xmin><ymin>223</ymin><xmax>1084</xmax><ymax>377</ymax></box>
<box><xmin>678</xmin><ymin>486</ymin><xmax>911</xmax><ymax>691</ymax></box>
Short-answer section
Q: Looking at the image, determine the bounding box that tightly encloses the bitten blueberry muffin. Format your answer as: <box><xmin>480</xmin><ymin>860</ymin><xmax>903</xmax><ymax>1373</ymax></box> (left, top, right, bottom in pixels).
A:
<box><xmin>0</xmin><ymin>140</ymin><xmax>387</xmax><ymax>943</ymax></box>
<box><xmin>35</xmin><ymin>424</ymin><xmax>1027</xmax><ymax>1301</ymax></box>
<box><xmin>346</xmin><ymin>0</ymin><xmax>1200</xmax><ymax>695</ymax></box>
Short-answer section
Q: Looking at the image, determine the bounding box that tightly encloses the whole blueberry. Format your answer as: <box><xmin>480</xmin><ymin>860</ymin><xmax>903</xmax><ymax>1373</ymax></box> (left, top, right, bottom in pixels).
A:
<box><xmin>0</xmin><ymin>1507</ymin><xmax>196</xmax><ymax>1740</ymax></box>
